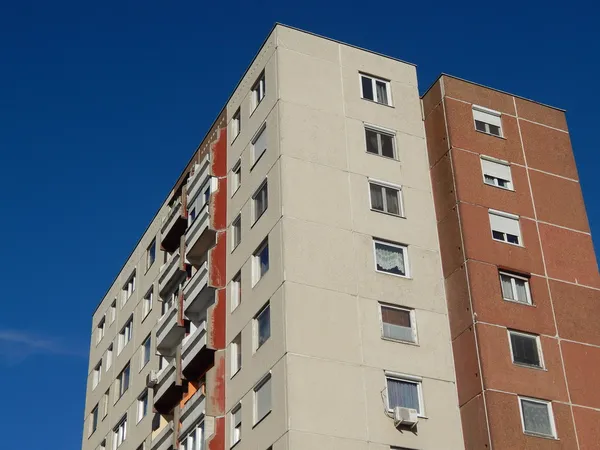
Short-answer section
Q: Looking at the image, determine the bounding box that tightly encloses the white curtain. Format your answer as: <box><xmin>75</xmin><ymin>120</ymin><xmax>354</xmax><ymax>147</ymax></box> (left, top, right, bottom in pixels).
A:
<box><xmin>387</xmin><ymin>378</ymin><xmax>419</xmax><ymax>412</ymax></box>
<box><xmin>376</xmin><ymin>243</ymin><xmax>405</xmax><ymax>274</ymax></box>
<box><xmin>522</xmin><ymin>400</ymin><xmax>552</xmax><ymax>436</ymax></box>
<box><xmin>500</xmin><ymin>275</ymin><xmax>514</xmax><ymax>300</ymax></box>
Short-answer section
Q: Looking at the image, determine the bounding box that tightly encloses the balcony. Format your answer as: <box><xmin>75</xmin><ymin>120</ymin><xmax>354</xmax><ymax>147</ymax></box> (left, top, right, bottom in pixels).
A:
<box><xmin>156</xmin><ymin>300</ymin><xmax>186</xmax><ymax>356</ymax></box>
<box><xmin>154</xmin><ymin>362</ymin><xmax>186</xmax><ymax>415</ymax></box>
<box><xmin>161</xmin><ymin>198</ymin><xmax>187</xmax><ymax>253</ymax></box>
<box><xmin>182</xmin><ymin>321</ymin><xmax>214</xmax><ymax>381</ymax></box>
<box><xmin>185</xmin><ymin>203</ymin><xmax>216</xmax><ymax>266</ymax></box>
<box><xmin>183</xmin><ymin>262</ymin><xmax>214</xmax><ymax>318</ymax></box>
<box><xmin>187</xmin><ymin>156</ymin><xmax>211</xmax><ymax>207</ymax></box>
<box><xmin>180</xmin><ymin>390</ymin><xmax>206</xmax><ymax>438</ymax></box>
<box><xmin>150</xmin><ymin>420</ymin><xmax>174</xmax><ymax>450</ymax></box>
<box><xmin>158</xmin><ymin>250</ymin><xmax>187</xmax><ymax>299</ymax></box>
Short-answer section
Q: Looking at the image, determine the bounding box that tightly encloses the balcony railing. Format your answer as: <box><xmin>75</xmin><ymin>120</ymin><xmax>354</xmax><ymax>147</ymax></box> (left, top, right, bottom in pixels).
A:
<box><xmin>161</xmin><ymin>197</ymin><xmax>187</xmax><ymax>253</ymax></box>
<box><xmin>154</xmin><ymin>361</ymin><xmax>185</xmax><ymax>415</ymax></box>
<box><xmin>183</xmin><ymin>262</ymin><xmax>214</xmax><ymax>318</ymax></box>
<box><xmin>150</xmin><ymin>421</ymin><xmax>174</xmax><ymax>450</ymax></box>
<box><xmin>185</xmin><ymin>203</ymin><xmax>216</xmax><ymax>266</ymax></box>
<box><xmin>180</xmin><ymin>390</ymin><xmax>206</xmax><ymax>438</ymax></box>
<box><xmin>182</xmin><ymin>321</ymin><xmax>214</xmax><ymax>381</ymax></box>
<box><xmin>158</xmin><ymin>250</ymin><xmax>186</xmax><ymax>299</ymax></box>
<box><xmin>187</xmin><ymin>156</ymin><xmax>211</xmax><ymax>206</ymax></box>
<box><xmin>155</xmin><ymin>300</ymin><xmax>185</xmax><ymax>356</ymax></box>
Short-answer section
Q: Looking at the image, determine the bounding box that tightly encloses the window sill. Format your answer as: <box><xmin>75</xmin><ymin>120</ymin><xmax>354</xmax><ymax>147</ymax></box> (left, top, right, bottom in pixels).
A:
<box><xmin>370</xmin><ymin>208</ymin><xmax>406</xmax><ymax>219</ymax></box>
<box><xmin>230</xmin><ymin>368</ymin><xmax>241</xmax><ymax>380</ymax></box>
<box><xmin>483</xmin><ymin>182</ymin><xmax>514</xmax><ymax>192</ymax></box>
<box><xmin>375</xmin><ymin>269</ymin><xmax>411</xmax><ymax>279</ymax></box>
<box><xmin>249</xmin><ymin>98</ymin><xmax>264</xmax><ymax>118</ymax></box>
<box><xmin>513</xmin><ymin>362</ymin><xmax>547</xmax><ymax>371</ymax></box>
<box><xmin>492</xmin><ymin>237</ymin><xmax>523</xmax><ymax>248</ymax></box>
<box><xmin>381</xmin><ymin>336</ymin><xmax>418</xmax><ymax>346</ymax></box>
<box><xmin>252</xmin><ymin>410</ymin><xmax>272</xmax><ymax>429</ymax></box>
<box><xmin>231</xmin><ymin>242</ymin><xmax>240</xmax><ymax>254</ymax></box>
<box><xmin>250</xmin><ymin>210</ymin><xmax>266</xmax><ymax>229</ymax></box>
<box><xmin>250</xmin><ymin>150</ymin><xmax>266</xmax><ymax>172</ymax></box>
<box><xmin>361</xmin><ymin>97</ymin><xmax>394</xmax><ymax>108</ymax></box>
<box><xmin>475</xmin><ymin>129</ymin><xmax>506</xmax><ymax>140</ymax></box>
<box><xmin>523</xmin><ymin>432</ymin><xmax>558</xmax><ymax>440</ymax></box>
<box><xmin>231</xmin><ymin>185</ymin><xmax>240</xmax><ymax>198</ymax></box>
<box><xmin>231</xmin><ymin>133</ymin><xmax>240</xmax><ymax>145</ymax></box>
<box><xmin>502</xmin><ymin>298</ymin><xmax>534</xmax><ymax>307</ymax></box>
<box><xmin>366</xmin><ymin>151</ymin><xmax>399</xmax><ymax>161</ymax></box>
<box><xmin>230</xmin><ymin>440</ymin><xmax>241</xmax><ymax>450</ymax></box>
<box><xmin>141</xmin><ymin>310</ymin><xmax>152</xmax><ymax>323</ymax></box>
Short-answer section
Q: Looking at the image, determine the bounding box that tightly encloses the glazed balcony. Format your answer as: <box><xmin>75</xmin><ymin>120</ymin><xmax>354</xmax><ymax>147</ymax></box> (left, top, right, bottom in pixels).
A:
<box><xmin>158</xmin><ymin>249</ymin><xmax>187</xmax><ymax>299</ymax></box>
<box><xmin>186</xmin><ymin>156</ymin><xmax>211</xmax><ymax>207</ymax></box>
<box><xmin>185</xmin><ymin>203</ymin><xmax>216</xmax><ymax>266</ymax></box>
<box><xmin>183</xmin><ymin>262</ymin><xmax>214</xmax><ymax>318</ymax></box>
<box><xmin>161</xmin><ymin>198</ymin><xmax>187</xmax><ymax>254</ymax></box>
<box><xmin>153</xmin><ymin>361</ymin><xmax>186</xmax><ymax>415</ymax></box>
<box><xmin>155</xmin><ymin>299</ymin><xmax>185</xmax><ymax>356</ymax></box>
<box><xmin>180</xmin><ymin>390</ymin><xmax>206</xmax><ymax>438</ymax></box>
<box><xmin>150</xmin><ymin>421</ymin><xmax>174</xmax><ymax>450</ymax></box>
<box><xmin>182</xmin><ymin>321</ymin><xmax>214</xmax><ymax>381</ymax></box>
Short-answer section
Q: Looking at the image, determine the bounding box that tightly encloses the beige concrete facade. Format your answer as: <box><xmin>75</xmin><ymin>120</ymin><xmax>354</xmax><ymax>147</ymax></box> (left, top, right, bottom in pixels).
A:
<box><xmin>82</xmin><ymin>24</ymin><xmax>464</xmax><ymax>450</ymax></box>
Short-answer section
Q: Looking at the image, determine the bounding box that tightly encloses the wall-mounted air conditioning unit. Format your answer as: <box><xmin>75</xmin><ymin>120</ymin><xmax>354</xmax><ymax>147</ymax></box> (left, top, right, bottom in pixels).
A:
<box><xmin>146</xmin><ymin>370</ymin><xmax>159</xmax><ymax>388</ymax></box>
<box><xmin>393</xmin><ymin>406</ymin><xmax>418</xmax><ymax>429</ymax></box>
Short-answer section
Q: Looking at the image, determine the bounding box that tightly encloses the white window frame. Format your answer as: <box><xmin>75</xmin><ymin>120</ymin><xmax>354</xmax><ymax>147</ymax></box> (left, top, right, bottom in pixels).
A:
<box><xmin>385</xmin><ymin>372</ymin><xmax>425</xmax><ymax>417</ymax></box>
<box><xmin>250</xmin><ymin>72</ymin><xmax>266</xmax><ymax>113</ymax></box>
<box><xmin>253</xmin><ymin>373</ymin><xmax>272</xmax><ymax>425</ymax></box>
<box><xmin>96</xmin><ymin>316</ymin><xmax>105</xmax><ymax>345</ymax></box>
<box><xmin>481</xmin><ymin>156</ymin><xmax>513</xmax><ymax>191</ymax></box>
<box><xmin>231</xmin><ymin>272</ymin><xmax>241</xmax><ymax>312</ymax></box>
<box><xmin>364</xmin><ymin>124</ymin><xmax>397</xmax><ymax>159</ymax></box>
<box><xmin>141</xmin><ymin>335</ymin><xmax>151</xmax><ymax>370</ymax></box>
<box><xmin>499</xmin><ymin>271</ymin><xmax>532</xmax><ymax>305</ymax></box>
<box><xmin>180</xmin><ymin>421</ymin><xmax>204</xmax><ymax>450</ymax></box>
<box><xmin>252</xmin><ymin>240</ymin><xmax>269</xmax><ymax>286</ymax></box>
<box><xmin>251</xmin><ymin>124</ymin><xmax>267</xmax><ymax>166</ymax></box>
<box><xmin>473</xmin><ymin>105</ymin><xmax>503</xmax><ymax>137</ymax></box>
<box><xmin>231</xmin><ymin>108</ymin><xmax>241</xmax><ymax>141</ymax></box>
<box><xmin>231</xmin><ymin>403</ymin><xmax>242</xmax><ymax>447</ymax></box>
<box><xmin>489</xmin><ymin>209</ymin><xmax>522</xmax><ymax>246</ymax></box>
<box><xmin>508</xmin><ymin>330</ymin><xmax>544</xmax><ymax>369</ymax></box>
<box><xmin>106</xmin><ymin>344</ymin><xmax>113</xmax><ymax>371</ymax></box>
<box><xmin>116</xmin><ymin>363</ymin><xmax>130</xmax><ymax>400</ymax></box>
<box><xmin>373</xmin><ymin>239</ymin><xmax>410</xmax><ymax>278</ymax></box>
<box><xmin>122</xmin><ymin>271</ymin><xmax>136</xmax><ymax>306</ymax></box>
<box><xmin>254</xmin><ymin>302</ymin><xmax>271</xmax><ymax>351</ymax></box>
<box><xmin>360</xmin><ymin>73</ymin><xmax>392</xmax><ymax>105</ymax></box>
<box><xmin>102</xmin><ymin>389</ymin><xmax>109</xmax><ymax>418</ymax></box>
<box><xmin>252</xmin><ymin>180</ymin><xmax>268</xmax><ymax>224</ymax></box>
<box><xmin>118</xmin><ymin>317</ymin><xmax>133</xmax><ymax>354</ymax></box>
<box><xmin>89</xmin><ymin>404</ymin><xmax>99</xmax><ymax>436</ymax></box>
<box><xmin>137</xmin><ymin>390</ymin><xmax>148</xmax><ymax>423</ymax></box>
<box><xmin>518</xmin><ymin>396</ymin><xmax>557</xmax><ymax>439</ymax></box>
<box><xmin>231</xmin><ymin>334</ymin><xmax>241</xmax><ymax>378</ymax></box>
<box><xmin>113</xmin><ymin>415</ymin><xmax>128</xmax><ymax>449</ymax></box>
<box><xmin>142</xmin><ymin>287</ymin><xmax>153</xmax><ymax>319</ymax></box>
<box><xmin>109</xmin><ymin>300</ymin><xmax>116</xmax><ymax>324</ymax></box>
<box><xmin>232</xmin><ymin>215</ymin><xmax>241</xmax><ymax>251</ymax></box>
<box><xmin>368</xmin><ymin>179</ymin><xmax>404</xmax><ymax>217</ymax></box>
<box><xmin>379</xmin><ymin>303</ymin><xmax>417</xmax><ymax>344</ymax></box>
<box><xmin>146</xmin><ymin>239</ymin><xmax>156</xmax><ymax>271</ymax></box>
<box><xmin>231</xmin><ymin>160</ymin><xmax>241</xmax><ymax>196</ymax></box>
<box><xmin>93</xmin><ymin>360</ymin><xmax>102</xmax><ymax>389</ymax></box>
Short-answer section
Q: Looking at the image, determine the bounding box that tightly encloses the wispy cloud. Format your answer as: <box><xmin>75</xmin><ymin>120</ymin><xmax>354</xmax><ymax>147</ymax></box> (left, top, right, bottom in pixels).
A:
<box><xmin>0</xmin><ymin>329</ymin><xmax>87</xmax><ymax>366</ymax></box>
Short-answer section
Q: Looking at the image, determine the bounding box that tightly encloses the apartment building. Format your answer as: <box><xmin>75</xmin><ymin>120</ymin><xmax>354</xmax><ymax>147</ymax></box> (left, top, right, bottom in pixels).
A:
<box><xmin>422</xmin><ymin>76</ymin><xmax>600</xmax><ymax>449</ymax></box>
<box><xmin>81</xmin><ymin>24</ymin><xmax>599</xmax><ymax>450</ymax></box>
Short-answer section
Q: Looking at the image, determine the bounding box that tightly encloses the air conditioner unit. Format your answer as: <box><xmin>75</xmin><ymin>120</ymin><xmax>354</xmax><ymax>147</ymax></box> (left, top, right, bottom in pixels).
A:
<box><xmin>393</xmin><ymin>407</ymin><xmax>419</xmax><ymax>429</ymax></box>
<box><xmin>146</xmin><ymin>370</ymin><xmax>159</xmax><ymax>388</ymax></box>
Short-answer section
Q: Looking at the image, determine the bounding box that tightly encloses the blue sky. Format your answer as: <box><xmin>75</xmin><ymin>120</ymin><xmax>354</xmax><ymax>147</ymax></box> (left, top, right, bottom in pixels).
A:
<box><xmin>0</xmin><ymin>1</ymin><xmax>597</xmax><ymax>448</ymax></box>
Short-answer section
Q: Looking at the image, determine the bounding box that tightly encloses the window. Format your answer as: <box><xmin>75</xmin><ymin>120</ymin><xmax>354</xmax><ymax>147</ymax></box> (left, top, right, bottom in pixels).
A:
<box><xmin>232</xmin><ymin>108</ymin><xmax>241</xmax><ymax>140</ymax></box>
<box><xmin>365</xmin><ymin>126</ymin><xmax>396</xmax><ymax>159</ymax></box>
<box><xmin>489</xmin><ymin>210</ymin><xmax>522</xmax><ymax>245</ymax></box>
<box><xmin>251</xmin><ymin>125</ymin><xmax>267</xmax><ymax>165</ymax></box>
<box><xmin>89</xmin><ymin>404</ymin><xmax>99</xmax><ymax>436</ymax></box>
<box><xmin>232</xmin><ymin>215</ymin><xmax>241</xmax><ymax>250</ymax></box>
<box><xmin>113</xmin><ymin>415</ymin><xmax>127</xmax><ymax>448</ymax></box>
<box><xmin>137</xmin><ymin>390</ymin><xmax>149</xmax><ymax>423</ymax></box>
<box><xmin>181</xmin><ymin>421</ymin><xmax>204</xmax><ymax>450</ymax></box>
<box><xmin>231</xmin><ymin>404</ymin><xmax>242</xmax><ymax>446</ymax></box>
<box><xmin>374</xmin><ymin>240</ymin><xmax>408</xmax><ymax>277</ymax></box>
<box><xmin>481</xmin><ymin>157</ymin><xmax>513</xmax><ymax>190</ymax></box>
<box><xmin>93</xmin><ymin>361</ymin><xmax>102</xmax><ymax>389</ymax></box>
<box><xmin>141</xmin><ymin>335</ymin><xmax>151</xmax><ymax>369</ymax></box>
<box><xmin>369</xmin><ymin>182</ymin><xmax>403</xmax><ymax>216</ymax></box>
<box><xmin>360</xmin><ymin>73</ymin><xmax>391</xmax><ymax>105</ymax></box>
<box><xmin>110</xmin><ymin>300</ymin><xmax>116</xmax><ymax>324</ymax></box>
<box><xmin>386</xmin><ymin>375</ymin><xmax>423</xmax><ymax>415</ymax></box>
<box><xmin>231</xmin><ymin>273</ymin><xmax>241</xmax><ymax>311</ymax></box>
<box><xmin>380</xmin><ymin>304</ymin><xmax>416</xmax><ymax>343</ymax></box>
<box><xmin>106</xmin><ymin>344</ymin><xmax>113</xmax><ymax>370</ymax></box>
<box><xmin>122</xmin><ymin>271</ymin><xmax>136</xmax><ymax>305</ymax></box>
<box><xmin>509</xmin><ymin>330</ymin><xmax>543</xmax><ymax>368</ymax></box>
<box><xmin>251</xmin><ymin>72</ymin><xmax>265</xmax><ymax>112</ymax></box>
<box><xmin>231</xmin><ymin>334</ymin><xmax>241</xmax><ymax>377</ymax></box>
<box><xmin>146</xmin><ymin>239</ymin><xmax>156</xmax><ymax>271</ymax></box>
<box><xmin>473</xmin><ymin>105</ymin><xmax>503</xmax><ymax>137</ymax></box>
<box><xmin>96</xmin><ymin>317</ymin><xmax>105</xmax><ymax>345</ymax></box>
<box><xmin>254</xmin><ymin>374</ymin><xmax>272</xmax><ymax>424</ymax></box>
<box><xmin>231</xmin><ymin>160</ymin><xmax>241</xmax><ymax>195</ymax></box>
<box><xmin>519</xmin><ymin>397</ymin><xmax>556</xmax><ymax>438</ymax></box>
<box><xmin>116</xmin><ymin>363</ymin><xmax>130</xmax><ymax>400</ymax></box>
<box><xmin>143</xmin><ymin>288</ymin><xmax>153</xmax><ymax>318</ymax></box>
<box><xmin>99</xmin><ymin>440</ymin><xmax>106</xmax><ymax>450</ymax></box>
<box><xmin>500</xmin><ymin>272</ymin><xmax>532</xmax><ymax>305</ymax></box>
<box><xmin>118</xmin><ymin>317</ymin><xmax>133</xmax><ymax>354</ymax></box>
<box><xmin>102</xmin><ymin>389</ymin><xmax>109</xmax><ymax>418</ymax></box>
<box><xmin>254</xmin><ymin>303</ymin><xmax>271</xmax><ymax>350</ymax></box>
<box><xmin>252</xmin><ymin>240</ymin><xmax>269</xmax><ymax>285</ymax></box>
<box><xmin>252</xmin><ymin>181</ymin><xmax>268</xmax><ymax>223</ymax></box>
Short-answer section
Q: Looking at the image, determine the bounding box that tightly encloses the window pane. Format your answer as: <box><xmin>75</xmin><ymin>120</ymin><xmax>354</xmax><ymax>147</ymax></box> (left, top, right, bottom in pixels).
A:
<box><xmin>385</xmin><ymin>188</ymin><xmax>400</xmax><ymax>215</ymax></box>
<box><xmin>511</xmin><ymin>333</ymin><xmax>540</xmax><ymax>366</ymax></box>
<box><xmin>492</xmin><ymin>230</ymin><xmax>505</xmax><ymax>241</ymax></box>
<box><xmin>375</xmin><ymin>242</ymin><xmax>406</xmax><ymax>276</ymax></box>
<box><xmin>500</xmin><ymin>275</ymin><xmax>514</xmax><ymax>300</ymax></box>
<box><xmin>488</xmin><ymin>124</ymin><xmax>501</xmax><ymax>136</ymax></box>
<box><xmin>365</xmin><ymin>129</ymin><xmax>379</xmax><ymax>154</ymax></box>
<box><xmin>507</xmin><ymin>234</ymin><xmax>520</xmax><ymax>245</ymax></box>
<box><xmin>522</xmin><ymin>400</ymin><xmax>553</xmax><ymax>436</ymax></box>
<box><xmin>370</xmin><ymin>184</ymin><xmax>384</xmax><ymax>211</ymax></box>
<box><xmin>256</xmin><ymin>376</ymin><xmax>272</xmax><ymax>422</ymax></box>
<box><xmin>361</xmin><ymin>76</ymin><xmax>374</xmax><ymax>100</ymax></box>
<box><xmin>375</xmin><ymin>80</ymin><xmax>388</xmax><ymax>105</ymax></box>
<box><xmin>259</xmin><ymin>245</ymin><xmax>269</xmax><ymax>277</ymax></box>
<box><xmin>514</xmin><ymin>278</ymin><xmax>529</xmax><ymax>303</ymax></box>
<box><xmin>381</xmin><ymin>307</ymin><xmax>414</xmax><ymax>342</ymax></box>
<box><xmin>387</xmin><ymin>378</ymin><xmax>419</xmax><ymax>412</ymax></box>
<box><xmin>257</xmin><ymin>306</ymin><xmax>271</xmax><ymax>348</ymax></box>
<box><xmin>475</xmin><ymin>120</ymin><xmax>487</xmax><ymax>132</ymax></box>
<box><xmin>380</xmin><ymin>133</ymin><xmax>395</xmax><ymax>158</ymax></box>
